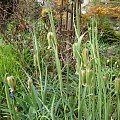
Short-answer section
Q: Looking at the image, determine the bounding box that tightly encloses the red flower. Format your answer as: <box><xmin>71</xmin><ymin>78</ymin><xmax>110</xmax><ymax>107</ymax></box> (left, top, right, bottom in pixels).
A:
<box><xmin>18</xmin><ymin>23</ymin><xmax>25</xmax><ymax>28</ymax></box>
<box><xmin>18</xmin><ymin>29</ymin><xmax>24</xmax><ymax>32</ymax></box>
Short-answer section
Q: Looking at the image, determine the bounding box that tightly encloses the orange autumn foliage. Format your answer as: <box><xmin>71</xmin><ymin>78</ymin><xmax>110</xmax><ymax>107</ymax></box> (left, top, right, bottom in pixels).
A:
<box><xmin>87</xmin><ymin>5</ymin><xmax>120</xmax><ymax>20</ymax></box>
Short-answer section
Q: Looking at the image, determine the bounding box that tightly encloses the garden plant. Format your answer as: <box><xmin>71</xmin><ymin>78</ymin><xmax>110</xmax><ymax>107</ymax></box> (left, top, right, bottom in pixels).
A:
<box><xmin>0</xmin><ymin>0</ymin><xmax>120</xmax><ymax>120</ymax></box>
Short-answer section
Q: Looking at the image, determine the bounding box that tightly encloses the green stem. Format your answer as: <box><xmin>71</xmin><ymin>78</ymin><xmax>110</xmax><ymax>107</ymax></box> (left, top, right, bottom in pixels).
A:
<box><xmin>5</xmin><ymin>81</ymin><xmax>13</xmax><ymax>120</ymax></box>
<box><xmin>76</xmin><ymin>0</ymin><xmax>80</xmax><ymax>37</ymax></box>
<box><xmin>48</xmin><ymin>10</ymin><xmax>63</xmax><ymax>97</ymax></box>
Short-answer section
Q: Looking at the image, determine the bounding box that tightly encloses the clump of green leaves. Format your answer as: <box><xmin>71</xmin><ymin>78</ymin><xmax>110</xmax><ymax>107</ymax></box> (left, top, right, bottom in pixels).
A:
<box><xmin>98</xmin><ymin>23</ymin><xmax>120</xmax><ymax>44</ymax></box>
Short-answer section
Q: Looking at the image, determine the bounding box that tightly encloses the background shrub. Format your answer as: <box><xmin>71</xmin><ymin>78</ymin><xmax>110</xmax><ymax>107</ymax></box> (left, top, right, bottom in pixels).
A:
<box><xmin>98</xmin><ymin>23</ymin><xmax>120</xmax><ymax>44</ymax></box>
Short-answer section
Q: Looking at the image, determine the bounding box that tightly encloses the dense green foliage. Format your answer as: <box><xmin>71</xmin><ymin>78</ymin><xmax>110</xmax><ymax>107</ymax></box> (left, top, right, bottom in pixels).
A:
<box><xmin>98</xmin><ymin>23</ymin><xmax>120</xmax><ymax>44</ymax></box>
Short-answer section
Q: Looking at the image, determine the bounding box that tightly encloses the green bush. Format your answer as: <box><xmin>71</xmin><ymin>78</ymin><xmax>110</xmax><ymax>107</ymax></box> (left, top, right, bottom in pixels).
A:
<box><xmin>98</xmin><ymin>24</ymin><xmax>120</xmax><ymax>44</ymax></box>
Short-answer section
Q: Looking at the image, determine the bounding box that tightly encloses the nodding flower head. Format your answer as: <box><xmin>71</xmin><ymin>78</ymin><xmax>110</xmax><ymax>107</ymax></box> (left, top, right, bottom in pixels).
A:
<box><xmin>7</xmin><ymin>76</ymin><xmax>16</xmax><ymax>92</ymax></box>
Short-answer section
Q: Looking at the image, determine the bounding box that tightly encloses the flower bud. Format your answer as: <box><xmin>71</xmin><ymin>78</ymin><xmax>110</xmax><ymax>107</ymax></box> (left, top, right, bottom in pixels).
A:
<box><xmin>115</xmin><ymin>61</ymin><xmax>117</xmax><ymax>65</ymax></box>
<box><xmin>81</xmin><ymin>48</ymin><xmax>89</xmax><ymax>67</ymax></box>
<box><xmin>33</xmin><ymin>54</ymin><xmax>37</xmax><ymax>67</ymax></box>
<box><xmin>103</xmin><ymin>76</ymin><xmax>107</xmax><ymax>84</ymax></box>
<box><xmin>28</xmin><ymin>78</ymin><xmax>32</xmax><ymax>90</ymax></box>
<box><xmin>73</xmin><ymin>43</ymin><xmax>77</xmax><ymax>58</ymax></box>
<box><xmin>18</xmin><ymin>23</ymin><xmax>25</xmax><ymax>28</ymax></box>
<box><xmin>86</xmin><ymin>69</ymin><xmax>94</xmax><ymax>87</ymax></box>
<box><xmin>10</xmin><ymin>92</ymin><xmax>14</xmax><ymax>99</ymax></box>
<box><xmin>107</xmin><ymin>59</ymin><xmax>110</xmax><ymax>63</ymax></box>
<box><xmin>47</xmin><ymin>32</ymin><xmax>54</xmax><ymax>49</ymax></box>
<box><xmin>7</xmin><ymin>76</ymin><xmax>16</xmax><ymax>92</ymax></box>
<box><xmin>115</xmin><ymin>78</ymin><xmax>120</xmax><ymax>94</ymax></box>
<box><xmin>75</xmin><ymin>63</ymin><xmax>79</xmax><ymax>75</ymax></box>
<box><xmin>80</xmin><ymin>69</ymin><xmax>86</xmax><ymax>86</ymax></box>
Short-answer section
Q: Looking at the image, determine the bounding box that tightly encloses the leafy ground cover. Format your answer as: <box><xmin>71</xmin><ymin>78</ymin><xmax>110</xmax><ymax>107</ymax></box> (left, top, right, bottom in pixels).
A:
<box><xmin>0</xmin><ymin>1</ymin><xmax>120</xmax><ymax>120</ymax></box>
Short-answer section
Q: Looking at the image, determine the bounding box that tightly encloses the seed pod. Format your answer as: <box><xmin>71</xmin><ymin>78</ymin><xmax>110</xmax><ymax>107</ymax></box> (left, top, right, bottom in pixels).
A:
<box><xmin>7</xmin><ymin>76</ymin><xmax>16</xmax><ymax>92</ymax></box>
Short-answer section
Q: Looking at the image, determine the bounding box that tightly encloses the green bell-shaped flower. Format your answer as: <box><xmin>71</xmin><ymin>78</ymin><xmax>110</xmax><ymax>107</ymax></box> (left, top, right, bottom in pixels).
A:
<box><xmin>7</xmin><ymin>76</ymin><xmax>16</xmax><ymax>92</ymax></box>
